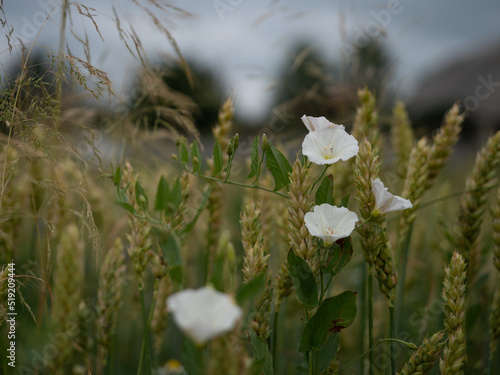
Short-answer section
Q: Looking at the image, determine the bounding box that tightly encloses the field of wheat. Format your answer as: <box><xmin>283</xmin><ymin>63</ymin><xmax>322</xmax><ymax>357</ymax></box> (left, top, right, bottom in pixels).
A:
<box><xmin>1</xmin><ymin>2</ymin><xmax>500</xmax><ymax>375</ymax></box>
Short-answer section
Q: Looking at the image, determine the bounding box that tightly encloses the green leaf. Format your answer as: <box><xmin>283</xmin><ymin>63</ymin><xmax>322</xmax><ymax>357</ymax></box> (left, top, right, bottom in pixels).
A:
<box><xmin>115</xmin><ymin>201</ymin><xmax>135</xmax><ymax>214</ymax></box>
<box><xmin>191</xmin><ymin>140</ymin><xmax>202</xmax><ymax>174</ymax></box>
<box><xmin>247</xmin><ymin>136</ymin><xmax>260</xmax><ymax>179</ymax></box>
<box><xmin>116</xmin><ymin>183</ymin><xmax>130</xmax><ymax>203</ymax></box>
<box><xmin>315</xmin><ymin>175</ymin><xmax>334</xmax><ymax>205</ymax></box>
<box><xmin>340</xmin><ymin>194</ymin><xmax>350</xmax><ymax>208</ymax></box>
<box><xmin>179</xmin><ymin>140</ymin><xmax>189</xmax><ymax>165</ymax></box>
<box><xmin>155</xmin><ymin>228</ymin><xmax>183</xmax><ymax>267</ymax></box>
<box><xmin>113</xmin><ymin>166</ymin><xmax>121</xmax><ymax>186</ymax></box>
<box><xmin>182</xmin><ymin>186</ymin><xmax>212</xmax><ymax>234</ymax></box>
<box><xmin>316</xmin><ymin>333</ymin><xmax>340</xmax><ymax>374</ymax></box>
<box><xmin>156</xmin><ymin>229</ymin><xmax>183</xmax><ymax>286</ymax></box>
<box><xmin>134</xmin><ymin>180</ymin><xmax>148</xmax><ymax>210</ymax></box>
<box><xmin>182</xmin><ymin>335</ymin><xmax>203</xmax><ymax>375</ymax></box>
<box><xmin>322</xmin><ymin>237</ymin><xmax>353</xmax><ymax>276</ymax></box>
<box><xmin>249</xmin><ymin>331</ymin><xmax>273</xmax><ymax>375</ymax></box>
<box><xmin>209</xmin><ymin>252</ymin><xmax>225</xmax><ymax>292</ymax></box>
<box><xmin>169</xmin><ymin>265</ymin><xmax>183</xmax><ymax>287</ymax></box>
<box><xmin>213</xmin><ymin>140</ymin><xmax>223</xmax><ymax>176</ymax></box>
<box><xmin>287</xmin><ymin>250</ymin><xmax>318</xmax><ymax>309</ymax></box>
<box><xmin>299</xmin><ymin>291</ymin><xmax>357</xmax><ymax>352</ymax></box>
<box><xmin>236</xmin><ymin>273</ymin><xmax>266</xmax><ymax>306</ymax></box>
<box><xmin>154</xmin><ymin>176</ymin><xmax>169</xmax><ymax>211</ymax></box>
<box><xmin>166</xmin><ymin>177</ymin><xmax>182</xmax><ymax>215</ymax></box>
<box><xmin>265</xmin><ymin>143</ymin><xmax>292</xmax><ymax>191</ymax></box>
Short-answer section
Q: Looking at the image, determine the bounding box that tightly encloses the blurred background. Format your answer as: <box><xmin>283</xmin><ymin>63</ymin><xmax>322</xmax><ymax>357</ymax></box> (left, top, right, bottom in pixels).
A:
<box><xmin>1</xmin><ymin>0</ymin><xmax>500</xmax><ymax>145</ymax></box>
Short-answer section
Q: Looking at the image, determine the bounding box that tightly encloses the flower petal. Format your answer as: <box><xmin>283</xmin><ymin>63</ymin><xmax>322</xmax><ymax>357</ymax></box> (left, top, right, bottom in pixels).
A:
<box><xmin>167</xmin><ymin>286</ymin><xmax>242</xmax><ymax>345</ymax></box>
<box><xmin>301</xmin><ymin>115</ymin><xmax>343</xmax><ymax>132</ymax></box>
<box><xmin>302</xmin><ymin>127</ymin><xmax>358</xmax><ymax>165</ymax></box>
<box><xmin>305</xmin><ymin>204</ymin><xmax>359</xmax><ymax>244</ymax></box>
<box><xmin>371</xmin><ymin>178</ymin><xmax>412</xmax><ymax>214</ymax></box>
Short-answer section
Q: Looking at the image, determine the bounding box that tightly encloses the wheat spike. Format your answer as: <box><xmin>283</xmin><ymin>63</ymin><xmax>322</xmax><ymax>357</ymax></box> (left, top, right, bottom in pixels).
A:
<box><xmin>456</xmin><ymin>131</ymin><xmax>500</xmax><ymax>282</ymax></box>
<box><xmin>288</xmin><ymin>156</ymin><xmax>317</xmax><ymax>270</ymax></box>
<box><xmin>427</xmin><ymin>103</ymin><xmax>464</xmax><ymax>187</ymax></box>
<box><xmin>354</xmin><ymin>138</ymin><xmax>380</xmax><ymax>265</ymax></box>
<box><xmin>399</xmin><ymin>330</ymin><xmax>445</xmax><ymax>375</ymax></box>
<box><xmin>439</xmin><ymin>251</ymin><xmax>467</xmax><ymax>375</ymax></box>
<box><xmin>391</xmin><ymin>100</ymin><xmax>414</xmax><ymax>178</ymax></box>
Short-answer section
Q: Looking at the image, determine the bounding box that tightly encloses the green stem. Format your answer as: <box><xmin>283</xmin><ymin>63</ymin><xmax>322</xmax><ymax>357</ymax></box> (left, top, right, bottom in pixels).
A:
<box><xmin>497</xmin><ymin>337</ymin><xmax>500</xmax><ymax>375</ymax></box>
<box><xmin>252</xmin><ymin>151</ymin><xmax>266</xmax><ymax>185</ymax></box>
<box><xmin>355</xmin><ymin>215</ymin><xmax>373</xmax><ymax>231</ymax></box>
<box><xmin>389</xmin><ymin>305</ymin><xmax>396</xmax><ymax>375</ymax></box>
<box><xmin>223</xmin><ymin>153</ymin><xmax>235</xmax><ymax>182</ymax></box>
<box><xmin>185</xmin><ymin>168</ymin><xmax>289</xmax><ymax>198</ymax></box>
<box><xmin>331</xmin><ymin>338</ymin><xmax>417</xmax><ymax>374</ymax></box>
<box><xmin>138</xmin><ymin>285</ymin><xmax>152</xmax><ymax>375</ymax></box>
<box><xmin>395</xmin><ymin>223</ymin><xmax>413</xmax><ymax>334</ymax></box>
<box><xmin>311</xmin><ymin>165</ymin><xmax>329</xmax><ymax>192</ymax></box>
<box><xmin>272</xmin><ymin>311</ymin><xmax>279</xmax><ymax>374</ymax></box>
<box><xmin>0</xmin><ymin>125</ymin><xmax>12</xmax><ymax>216</ymax></box>
<box><xmin>319</xmin><ymin>273</ymin><xmax>335</xmax><ymax>305</ymax></box>
<box><xmin>56</xmin><ymin>0</ymin><xmax>69</xmax><ymax>129</ymax></box>
<box><xmin>360</xmin><ymin>262</ymin><xmax>367</xmax><ymax>375</ymax></box>
<box><xmin>368</xmin><ymin>269</ymin><xmax>374</xmax><ymax>375</ymax></box>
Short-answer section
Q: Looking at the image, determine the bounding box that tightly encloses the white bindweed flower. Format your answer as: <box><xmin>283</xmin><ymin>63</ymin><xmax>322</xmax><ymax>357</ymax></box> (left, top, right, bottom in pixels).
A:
<box><xmin>302</xmin><ymin>126</ymin><xmax>359</xmax><ymax>165</ymax></box>
<box><xmin>166</xmin><ymin>286</ymin><xmax>242</xmax><ymax>345</ymax></box>
<box><xmin>301</xmin><ymin>115</ymin><xmax>337</xmax><ymax>132</ymax></box>
<box><xmin>371</xmin><ymin>178</ymin><xmax>412</xmax><ymax>215</ymax></box>
<box><xmin>304</xmin><ymin>204</ymin><xmax>359</xmax><ymax>245</ymax></box>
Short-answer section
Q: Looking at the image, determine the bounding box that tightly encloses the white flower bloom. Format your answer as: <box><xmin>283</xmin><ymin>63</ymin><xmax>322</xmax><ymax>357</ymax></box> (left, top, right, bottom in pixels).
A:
<box><xmin>304</xmin><ymin>204</ymin><xmax>359</xmax><ymax>245</ymax></box>
<box><xmin>302</xmin><ymin>126</ymin><xmax>359</xmax><ymax>165</ymax></box>
<box><xmin>301</xmin><ymin>115</ymin><xmax>338</xmax><ymax>132</ymax></box>
<box><xmin>167</xmin><ymin>286</ymin><xmax>242</xmax><ymax>345</ymax></box>
<box><xmin>371</xmin><ymin>178</ymin><xmax>412</xmax><ymax>215</ymax></box>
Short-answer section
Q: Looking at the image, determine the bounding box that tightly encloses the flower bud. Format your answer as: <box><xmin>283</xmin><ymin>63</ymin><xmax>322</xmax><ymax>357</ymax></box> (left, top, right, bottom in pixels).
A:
<box><xmin>233</xmin><ymin>133</ymin><xmax>239</xmax><ymax>151</ymax></box>
<box><xmin>261</xmin><ymin>134</ymin><xmax>268</xmax><ymax>152</ymax></box>
<box><xmin>227</xmin><ymin>143</ymin><xmax>234</xmax><ymax>156</ymax></box>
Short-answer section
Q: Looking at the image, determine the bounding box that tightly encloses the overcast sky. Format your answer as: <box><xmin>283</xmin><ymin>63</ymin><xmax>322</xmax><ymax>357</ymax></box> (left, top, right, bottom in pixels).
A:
<box><xmin>1</xmin><ymin>0</ymin><xmax>500</xmax><ymax>121</ymax></box>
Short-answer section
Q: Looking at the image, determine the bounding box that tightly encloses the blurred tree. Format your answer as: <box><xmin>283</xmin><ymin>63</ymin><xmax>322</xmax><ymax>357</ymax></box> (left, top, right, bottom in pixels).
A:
<box><xmin>269</xmin><ymin>37</ymin><xmax>393</xmax><ymax>132</ymax></box>
<box><xmin>128</xmin><ymin>60</ymin><xmax>226</xmax><ymax>137</ymax></box>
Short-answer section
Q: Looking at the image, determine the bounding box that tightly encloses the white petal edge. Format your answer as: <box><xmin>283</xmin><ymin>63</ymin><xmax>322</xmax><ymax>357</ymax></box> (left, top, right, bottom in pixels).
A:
<box><xmin>371</xmin><ymin>178</ymin><xmax>412</xmax><ymax>213</ymax></box>
<box><xmin>301</xmin><ymin>115</ymin><xmax>343</xmax><ymax>132</ymax></box>
<box><xmin>302</xmin><ymin>128</ymin><xmax>359</xmax><ymax>165</ymax></box>
<box><xmin>305</xmin><ymin>204</ymin><xmax>359</xmax><ymax>244</ymax></box>
<box><xmin>167</xmin><ymin>286</ymin><xmax>242</xmax><ymax>344</ymax></box>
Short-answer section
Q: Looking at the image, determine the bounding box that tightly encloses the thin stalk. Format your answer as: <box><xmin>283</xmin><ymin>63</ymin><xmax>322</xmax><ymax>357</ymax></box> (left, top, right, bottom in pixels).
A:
<box><xmin>138</xmin><ymin>285</ymin><xmax>152</xmax><ymax>375</ymax></box>
<box><xmin>272</xmin><ymin>311</ymin><xmax>279</xmax><ymax>374</ymax></box>
<box><xmin>0</xmin><ymin>125</ymin><xmax>12</xmax><ymax>215</ymax></box>
<box><xmin>389</xmin><ymin>306</ymin><xmax>396</xmax><ymax>375</ymax></box>
<box><xmin>56</xmin><ymin>0</ymin><xmax>69</xmax><ymax>129</ymax></box>
<box><xmin>331</xmin><ymin>338</ymin><xmax>417</xmax><ymax>374</ymax></box>
<box><xmin>310</xmin><ymin>165</ymin><xmax>329</xmax><ymax>192</ymax></box>
<box><xmin>319</xmin><ymin>273</ymin><xmax>335</xmax><ymax>305</ymax></box>
<box><xmin>368</xmin><ymin>269</ymin><xmax>374</xmax><ymax>375</ymax></box>
<box><xmin>252</xmin><ymin>152</ymin><xmax>266</xmax><ymax>185</ymax></box>
<box><xmin>185</xmin><ymin>168</ymin><xmax>289</xmax><ymax>198</ymax></box>
<box><xmin>497</xmin><ymin>337</ymin><xmax>500</xmax><ymax>374</ymax></box>
<box><xmin>360</xmin><ymin>262</ymin><xmax>367</xmax><ymax>375</ymax></box>
<box><xmin>395</xmin><ymin>223</ymin><xmax>413</xmax><ymax>334</ymax></box>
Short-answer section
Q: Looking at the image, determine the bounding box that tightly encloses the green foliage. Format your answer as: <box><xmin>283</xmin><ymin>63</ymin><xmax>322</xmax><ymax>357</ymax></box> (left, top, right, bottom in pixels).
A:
<box><xmin>299</xmin><ymin>291</ymin><xmax>357</xmax><ymax>352</ymax></box>
<box><xmin>287</xmin><ymin>250</ymin><xmax>318</xmax><ymax>308</ymax></box>
<box><xmin>315</xmin><ymin>175</ymin><xmax>334</xmax><ymax>205</ymax></box>
<box><xmin>265</xmin><ymin>143</ymin><xmax>292</xmax><ymax>192</ymax></box>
